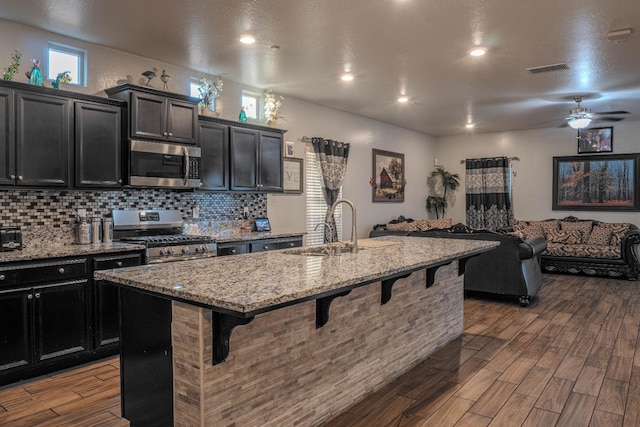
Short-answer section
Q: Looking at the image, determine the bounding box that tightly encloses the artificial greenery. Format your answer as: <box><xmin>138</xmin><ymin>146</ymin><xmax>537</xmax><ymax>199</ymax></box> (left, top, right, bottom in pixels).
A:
<box><xmin>2</xmin><ymin>49</ymin><xmax>22</xmax><ymax>81</ymax></box>
<box><xmin>426</xmin><ymin>165</ymin><xmax>460</xmax><ymax>219</ymax></box>
<box><xmin>197</xmin><ymin>73</ymin><xmax>223</xmax><ymax>112</ymax></box>
<box><xmin>264</xmin><ymin>89</ymin><xmax>284</xmax><ymax>124</ymax></box>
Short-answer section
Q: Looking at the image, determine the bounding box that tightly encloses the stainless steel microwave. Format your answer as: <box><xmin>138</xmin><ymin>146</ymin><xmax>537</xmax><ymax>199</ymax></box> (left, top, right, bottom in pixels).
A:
<box><xmin>128</xmin><ymin>140</ymin><xmax>201</xmax><ymax>189</ymax></box>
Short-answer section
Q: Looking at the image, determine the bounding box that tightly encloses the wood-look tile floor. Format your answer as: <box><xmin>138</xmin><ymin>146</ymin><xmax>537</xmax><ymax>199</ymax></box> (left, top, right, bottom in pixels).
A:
<box><xmin>1</xmin><ymin>274</ymin><xmax>639</xmax><ymax>426</ymax></box>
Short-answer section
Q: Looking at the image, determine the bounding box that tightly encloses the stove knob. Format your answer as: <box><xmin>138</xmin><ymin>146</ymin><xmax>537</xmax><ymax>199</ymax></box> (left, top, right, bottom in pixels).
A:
<box><xmin>194</xmin><ymin>246</ymin><xmax>201</xmax><ymax>252</ymax></box>
<box><xmin>201</xmin><ymin>245</ymin><xmax>208</xmax><ymax>252</ymax></box>
<box><xmin>182</xmin><ymin>246</ymin><xmax>190</xmax><ymax>254</ymax></box>
<box><xmin>169</xmin><ymin>247</ymin><xmax>176</xmax><ymax>255</ymax></box>
<box><xmin>161</xmin><ymin>248</ymin><xmax>169</xmax><ymax>256</ymax></box>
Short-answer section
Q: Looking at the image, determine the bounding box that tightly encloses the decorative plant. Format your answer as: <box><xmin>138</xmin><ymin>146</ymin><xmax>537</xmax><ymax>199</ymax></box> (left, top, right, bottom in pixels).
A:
<box><xmin>426</xmin><ymin>165</ymin><xmax>460</xmax><ymax>219</ymax></box>
<box><xmin>263</xmin><ymin>89</ymin><xmax>284</xmax><ymax>124</ymax></box>
<box><xmin>2</xmin><ymin>49</ymin><xmax>21</xmax><ymax>81</ymax></box>
<box><xmin>197</xmin><ymin>73</ymin><xmax>223</xmax><ymax>112</ymax></box>
<box><xmin>51</xmin><ymin>71</ymin><xmax>72</xmax><ymax>89</ymax></box>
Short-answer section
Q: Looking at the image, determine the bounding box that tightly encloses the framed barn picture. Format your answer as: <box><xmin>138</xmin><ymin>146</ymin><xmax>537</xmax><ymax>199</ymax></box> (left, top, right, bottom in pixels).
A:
<box><xmin>552</xmin><ymin>153</ymin><xmax>640</xmax><ymax>211</ymax></box>
<box><xmin>372</xmin><ymin>149</ymin><xmax>405</xmax><ymax>202</ymax></box>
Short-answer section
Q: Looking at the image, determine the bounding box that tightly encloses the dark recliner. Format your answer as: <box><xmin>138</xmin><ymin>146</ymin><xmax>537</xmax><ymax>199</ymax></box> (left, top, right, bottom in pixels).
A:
<box><xmin>370</xmin><ymin>224</ymin><xmax>547</xmax><ymax>306</ymax></box>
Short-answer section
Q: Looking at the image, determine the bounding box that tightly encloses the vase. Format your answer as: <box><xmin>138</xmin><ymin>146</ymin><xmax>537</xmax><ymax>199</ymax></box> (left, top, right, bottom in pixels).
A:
<box><xmin>267</xmin><ymin>120</ymin><xmax>277</xmax><ymax>128</ymax></box>
<box><xmin>200</xmin><ymin>106</ymin><xmax>214</xmax><ymax>117</ymax></box>
<box><xmin>28</xmin><ymin>65</ymin><xmax>43</xmax><ymax>86</ymax></box>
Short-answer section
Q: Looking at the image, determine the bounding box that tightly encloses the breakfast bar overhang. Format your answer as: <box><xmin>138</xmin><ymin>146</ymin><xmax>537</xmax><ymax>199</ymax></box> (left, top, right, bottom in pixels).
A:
<box><xmin>95</xmin><ymin>236</ymin><xmax>498</xmax><ymax>426</ymax></box>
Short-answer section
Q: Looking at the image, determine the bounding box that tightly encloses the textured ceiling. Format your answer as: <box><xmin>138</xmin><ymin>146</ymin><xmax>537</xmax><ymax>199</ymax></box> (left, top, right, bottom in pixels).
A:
<box><xmin>1</xmin><ymin>0</ymin><xmax>640</xmax><ymax>136</ymax></box>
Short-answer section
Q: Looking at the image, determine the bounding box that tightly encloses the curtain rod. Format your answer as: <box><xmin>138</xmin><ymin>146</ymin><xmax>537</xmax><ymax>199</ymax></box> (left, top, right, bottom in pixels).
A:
<box><xmin>459</xmin><ymin>156</ymin><xmax>520</xmax><ymax>164</ymax></box>
<box><xmin>301</xmin><ymin>136</ymin><xmax>313</xmax><ymax>142</ymax></box>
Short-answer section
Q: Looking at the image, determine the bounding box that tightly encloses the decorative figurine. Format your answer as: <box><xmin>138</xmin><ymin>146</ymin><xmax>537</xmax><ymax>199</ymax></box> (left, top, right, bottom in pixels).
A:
<box><xmin>160</xmin><ymin>70</ymin><xmax>170</xmax><ymax>91</ymax></box>
<box><xmin>239</xmin><ymin>107</ymin><xmax>247</xmax><ymax>122</ymax></box>
<box><xmin>25</xmin><ymin>59</ymin><xmax>43</xmax><ymax>86</ymax></box>
<box><xmin>51</xmin><ymin>71</ymin><xmax>71</xmax><ymax>89</ymax></box>
<box><xmin>2</xmin><ymin>49</ymin><xmax>21</xmax><ymax>81</ymax></box>
<box><xmin>141</xmin><ymin>68</ymin><xmax>157</xmax><ymax>86</ymax></box>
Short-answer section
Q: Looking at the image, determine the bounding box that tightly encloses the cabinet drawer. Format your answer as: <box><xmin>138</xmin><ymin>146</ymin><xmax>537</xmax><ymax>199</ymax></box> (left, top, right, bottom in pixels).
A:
<box><xmin>250</xmin><ymin>238</ymin><xmax>302</xmax><ymax>252</ymax></box>
<box><xmin>216</xmin><ymin>243</ymin><xmax>248</xmax><ymax>257</ymax></box>
<box><xmin>0</xmin><ymin>259</ymin><xmax>88</xmax><ymax>287</ymax></box>
<box><xmin>94</xmin><ymin>252</ymin><xmax>144</xmax><ymax>271</ymax></box>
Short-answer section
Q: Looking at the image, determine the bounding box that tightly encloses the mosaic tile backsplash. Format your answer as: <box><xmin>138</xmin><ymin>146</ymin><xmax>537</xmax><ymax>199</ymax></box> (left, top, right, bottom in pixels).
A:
<box><xmin>1</xmin><ymin>189</ymin><xmax>267</xmax><ymax>245</ymax></box>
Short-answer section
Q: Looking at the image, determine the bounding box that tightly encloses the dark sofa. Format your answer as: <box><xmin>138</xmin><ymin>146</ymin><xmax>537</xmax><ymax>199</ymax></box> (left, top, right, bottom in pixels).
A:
<box><xmin>370</xmin><ymin>223</ymin><xmax>547</xmax><ymax>306</ymax></box>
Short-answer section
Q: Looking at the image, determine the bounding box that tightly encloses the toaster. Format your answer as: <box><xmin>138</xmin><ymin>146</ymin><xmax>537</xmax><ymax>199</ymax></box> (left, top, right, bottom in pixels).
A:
<box><xmin>0</xmin><ymin>227</ymin><xmax>23</xmax><ymax>251</ymax></box>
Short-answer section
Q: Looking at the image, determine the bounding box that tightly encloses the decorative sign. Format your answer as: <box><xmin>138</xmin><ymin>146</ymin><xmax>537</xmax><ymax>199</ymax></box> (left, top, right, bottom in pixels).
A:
<box><xmin>283</xmin><ymin>158</ymin><xmax>303</xmax><ymax>194</ymax></box>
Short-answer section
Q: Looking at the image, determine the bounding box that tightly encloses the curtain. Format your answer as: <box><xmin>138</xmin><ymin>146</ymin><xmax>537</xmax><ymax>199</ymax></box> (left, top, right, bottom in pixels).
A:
<box><xmin>465</xmin><ymin>157</ymin><xmax>513</xmax><ymax>230</ymax></box>
<box><xmin>312</xmin><ymin>137</ymin><xmax>350</xmax><ymax>243</ymax></box>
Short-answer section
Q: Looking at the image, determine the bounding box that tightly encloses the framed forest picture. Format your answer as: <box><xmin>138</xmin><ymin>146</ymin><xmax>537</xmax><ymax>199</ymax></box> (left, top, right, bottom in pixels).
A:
<box><xmin>552</xmin><ymin>153</ymin><xmax>640</xmax><ymax>211</ymax></box>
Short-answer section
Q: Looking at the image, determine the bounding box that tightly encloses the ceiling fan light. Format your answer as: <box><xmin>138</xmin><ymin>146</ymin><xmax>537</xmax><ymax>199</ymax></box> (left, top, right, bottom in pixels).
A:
<box><xmin>568</xmin><ymin>117</ymin><xmax>592</xmax><ymax>129</ymax></box>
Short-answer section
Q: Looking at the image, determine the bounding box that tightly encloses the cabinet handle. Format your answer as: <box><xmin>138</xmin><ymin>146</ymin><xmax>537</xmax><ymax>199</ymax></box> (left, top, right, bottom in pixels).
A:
<box><xmin>264</xmin><ymin>245</ymin><xmax>269</xmax><ymax>250</ymax></box>
<box><xmin>18</xmin><ymin>176</ymin><xmax>23</xmax><ymax>181</ymax></box>
<box><xmin>118</xmin><ymin>179</ymin><xmax>123</xmax><ymax>184</ymax></box>
<box><xmin>10</xmin><ymin>174</ymin><xmax>15</xmax><ymax>179</ymax></box>
<box><xmin>0</xmin><ymin>274</ymin><xmax>4</xmax><ymax>280</ymax></box>
<box><xmin>168</xmin><ymin>132</ymin><xmax>173</xmax><ymax>136</ymax></box>
<box><xmin>27</xmin><ymin>294</ymin><xmax>33</xmax><ymax>300</ymax></box>
<box><xmin>289</xmin><ymin>243</ymin><xmax>295</xmax><ymax>247</ymax></box>
<box><xmin>35</xmin><ymin>293</ymin><xmax>41</xmax><ymax>299</ymax></box>
<box><xmin>230</xmin><ymin>249</ymin><xmax>236</xmax><ymax>254</ymax></box>
<box><xmin>116</xmin><ymin>261</ymin><xmax>123</xmax><ymax>267</ymax></box>
<box><xmin>163</xmin><ymin>132</ymin><xmax>168</xmax><ymax>136</ymax></box>
<box><xmin>58</xmin><ymin>267</ymin><xmax>65</xmax><ymax>274</ymax></box>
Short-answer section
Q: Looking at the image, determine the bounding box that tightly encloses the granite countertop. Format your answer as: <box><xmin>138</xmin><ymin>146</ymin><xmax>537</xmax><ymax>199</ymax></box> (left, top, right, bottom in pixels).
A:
<box><xmin>0</xmin><ymin>242</ymin><xmax>146</xmax><ymax>263</ymax></box>
<box><xmin>214</xmin><ymin>230</ymin><xmax>304</xmax><ymax>243</ymax></box>
<box><xmin>95</xmin><ymin>236</ymin><xmax>498</xmax><ymax>315</ymax></box>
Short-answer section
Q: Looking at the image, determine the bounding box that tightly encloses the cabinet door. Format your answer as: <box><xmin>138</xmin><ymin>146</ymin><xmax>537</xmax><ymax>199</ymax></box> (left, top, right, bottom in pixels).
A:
<box><xmin>16</xmin><ymin>91</ymin><xmax>71</xmax><ymax>186</ymax></box>
<box><xmin>75</xmin><ymin>102</ymin><xmax>123</xmax><ymax>188</ymax></box>
<box><xmin>166</xmin><ymin>99</ymin><xmax>197</xmax><ymax>145</ymax></box>
<box><xmin>259</xmin><ymin>131</ymin><xmax>284</xmax><ymax>192</ymax></box>
<box><xmin>0</xmin><ymin>287</ymin><xmax>32</xmax><ymax>372</ymax></box>
<box><xmin>0</xmin><ymin>87</ymin><xmax>15</xmax><ymax>186</ymax></box>
<box><xmin>34</xmin><ymin>280</ymin><xmax>89</xmax><ymax>362</ymax></box>
<box><xmin>130</xmin><ymin>92</ymin><xmax>167</xmax><ymax>140</ymax></box>
<box><xmin>199</xmin><ymin>121</ymin><xmax>228</xmax><ymax>190</ymax></box>
<box><xmin>229</xmin><ymin>127</ymin><xmax>258</xmax><ymax>191</ymax></box>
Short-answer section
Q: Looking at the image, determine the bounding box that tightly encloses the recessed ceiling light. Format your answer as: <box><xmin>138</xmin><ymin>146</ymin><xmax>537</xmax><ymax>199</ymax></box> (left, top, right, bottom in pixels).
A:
<box><xmin>398</xmin><ymin>96</ymin><xmax>409</xmax><ymax>103</ymax></box>
<box><xmin>465</xmin><ymin>123</ymin><xmax>476</xmax><ymax>129</ymax></box>
<box><xmin>239</xmin><ymin>35</ymin><xmax>256</xmax><ymax>44</ymax></box>
<box><xmin>341</xmin><ymin>74</ymin><xmax>354</xmax><ymax>81</ymax></box>
<box><xmin>469</xmin><ymin>47</ymin><xmax>486</xmax><ymax>57</ymax></box>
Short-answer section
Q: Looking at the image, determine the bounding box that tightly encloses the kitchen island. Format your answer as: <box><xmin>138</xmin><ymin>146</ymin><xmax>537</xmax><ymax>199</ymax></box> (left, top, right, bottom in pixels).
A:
<box><xmin>95</xmin><ymin>236</ymin><xmax>498</xmax><ymax>426</ymax></box>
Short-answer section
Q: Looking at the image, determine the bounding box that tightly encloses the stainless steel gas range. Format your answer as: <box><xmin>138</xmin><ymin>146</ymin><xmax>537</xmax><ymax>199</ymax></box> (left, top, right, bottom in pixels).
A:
<box><xmin>112</xmin><ymin>209</ymin><xmax>216</xmax><ymax>263</ymax></box>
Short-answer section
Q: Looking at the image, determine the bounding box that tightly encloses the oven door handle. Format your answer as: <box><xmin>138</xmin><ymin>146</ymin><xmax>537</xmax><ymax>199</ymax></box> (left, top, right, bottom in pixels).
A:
<box><xmin>183</xmin><ymin>146</ymin><xmax>190</xmax><ymax>186</ymax></box>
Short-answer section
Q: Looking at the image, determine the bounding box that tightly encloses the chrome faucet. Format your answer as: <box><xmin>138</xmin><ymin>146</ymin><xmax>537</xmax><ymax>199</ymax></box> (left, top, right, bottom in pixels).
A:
<box><xmin>329</xmin><ymin>199</ymin><xmax>358</xmax><ymax>253</ymax></box>
<box><xmin>314</xmin><ymin>222</ymin><xmax>334</xmax><ymax>244</ymax></box>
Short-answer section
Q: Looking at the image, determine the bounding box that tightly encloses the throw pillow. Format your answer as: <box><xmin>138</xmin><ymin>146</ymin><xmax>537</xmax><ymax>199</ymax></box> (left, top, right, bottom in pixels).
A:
<box><xmin>547</xmin><ymin>229</ymin><xmax>582</xmax><ymax>244</ymax></box>
<box><xmin>512</xmin><ymin>219</ymin><xmax>528</xmax><ymax>231</ymax></box>
<box><xmin>386</xmin><ymin>221</ymin><xmax>417</xmax><ymax>231</ymax></box>
<box><xmin>560</xmin><ymin>221</ymin><xmax>593</xmax><ymax>243</ymax></box>
<box><xmin>528</xmin><ymin>220</ymin><xmax>560</xmax><ymax>236</ymax></box>
<box><xmin>587</xmin><ymin>225</ymin><xmax>613</xmax><ymax>246</ymax></box>
<box><xmin>599</xmin><ymin>223</ymin><xmax>631</xmax><ymax>247</ymax></box>
<box><xmin>520</xmin><ymin>224</ymin><xmax>545</xmax><ymax>239</ymax></box>
<box><xmin>427</xmin><ymin>218</ymin><xmax>452</xmax><ymax>229</ymax></box>
<box><xmin>413</xmin><ymin>219</ymin><xmax>431</xmax><ymax>231</ymax></box>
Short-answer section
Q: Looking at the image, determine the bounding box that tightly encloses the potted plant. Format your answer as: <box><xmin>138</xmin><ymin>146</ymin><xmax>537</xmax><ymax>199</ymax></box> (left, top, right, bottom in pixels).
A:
<box><xmin>197</xmin><ymin>74</ymin><xmax>223</xmax><ymax>115</ymax></box>
<box><xmin>426</xmin><ymin>165</ymin><xmax>460</xmax><ymax>219</ymax></box>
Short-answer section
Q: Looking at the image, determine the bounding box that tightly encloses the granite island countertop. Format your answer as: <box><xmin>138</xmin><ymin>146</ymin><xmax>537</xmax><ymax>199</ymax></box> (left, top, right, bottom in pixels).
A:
<box><xmin>95</xmin><ymin>236</ymin><xmax>498</xmax><ymax>315</ymax></box>
<box><xmin>212</xmin><ymin>230</ymin><xmax>304</xmax><ymax>243</ymax></box>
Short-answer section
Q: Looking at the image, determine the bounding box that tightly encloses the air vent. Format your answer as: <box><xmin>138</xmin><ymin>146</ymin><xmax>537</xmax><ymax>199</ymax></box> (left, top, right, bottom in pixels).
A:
<box><xmin>526</xmin><ymin>63</ymin><xmax>570</xmax><ymax>74</ymax></box>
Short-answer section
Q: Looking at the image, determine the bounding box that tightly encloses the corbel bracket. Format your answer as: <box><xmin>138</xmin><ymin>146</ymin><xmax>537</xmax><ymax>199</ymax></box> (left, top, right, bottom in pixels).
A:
<box><xmin>212</xmin><ymin>312</ymin><xmax>255</xmax><ymax>365</ymax></box>
<box><xmin>425</xmin><ymin>261</ymin><xmax>453</xmax><ymax>288</ymax></box>
<box><xmin>380</xmin><ymin>273</ymin><xmax>411</xmax><ymax>305</ymax></box>
<box><xmin>316</xmin><ymin>290</ymin><xmax>352</xmax><ymax>328</ymax></box>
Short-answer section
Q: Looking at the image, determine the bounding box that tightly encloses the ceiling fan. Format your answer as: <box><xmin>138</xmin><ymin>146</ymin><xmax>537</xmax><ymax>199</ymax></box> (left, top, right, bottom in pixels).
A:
<box><xmin>565</xmin><ymin>96</ymin><xmax>629</xmax><ymax>129</ymax></box>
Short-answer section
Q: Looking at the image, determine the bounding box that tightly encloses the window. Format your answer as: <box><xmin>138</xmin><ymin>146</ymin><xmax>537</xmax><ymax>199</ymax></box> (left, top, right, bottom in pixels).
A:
<box><xmin>47</xmin><ymin>42</ymin><xmax>86</xmax><ymax>86</ymax></box>
<box><xmin>305</xmin><ymin>151</ymin><xmax>342</xmax><ymax>245</ymax></box>
<box><xmin>190</xmin><ymin>82</ymin><xmax>215</xmax><ymax>111</ymax></box>
<box><xmin>241</xmin><ymin>91</ymin><xmax>260</xmax><ymax>119</ymax></box>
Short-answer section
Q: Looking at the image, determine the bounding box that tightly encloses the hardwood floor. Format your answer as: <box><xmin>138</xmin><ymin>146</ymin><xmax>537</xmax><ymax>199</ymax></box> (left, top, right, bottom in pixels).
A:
<box><xmin>1</xmin><ymin>273</ymin><xmax>639</xmax><ymax>426</ymax></box>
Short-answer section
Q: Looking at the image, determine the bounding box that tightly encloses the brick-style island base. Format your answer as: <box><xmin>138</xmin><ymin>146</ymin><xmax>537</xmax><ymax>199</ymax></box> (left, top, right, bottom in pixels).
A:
<box><xmin>97</xmin><ymin>236</ymin><xmax>498</xmax><ymax>426</ymax></box>
<box><xmin>173</xmin><ymin>265</ymin><xmax>461</xmax><ymax>426</ymax></box>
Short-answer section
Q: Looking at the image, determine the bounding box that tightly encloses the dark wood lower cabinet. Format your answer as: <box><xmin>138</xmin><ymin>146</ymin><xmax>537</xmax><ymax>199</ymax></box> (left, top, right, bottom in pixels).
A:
<box><xmin>0</xmin><ymin>250</ymin><xmax>144</xmax><ymax>387</ymax></box>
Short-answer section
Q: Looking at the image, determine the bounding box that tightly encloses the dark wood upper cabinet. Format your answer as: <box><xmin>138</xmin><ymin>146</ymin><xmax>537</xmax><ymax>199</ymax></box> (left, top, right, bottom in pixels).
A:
<box><xmin>0</xmin><ymin>87</ymin><xmax>15</xmax><ymax>186</ymax></box>
<box><xmin>75</xmin><ymin>101</ymin><xmax>123</xmax><ymax>188</ymax></box>
<box><xmin>199</xmin><ymin>120</ymin><xmax>229</xmax><ymax>191</ymax></box>
<box><xmin>15</xmin><ymin>91</ymin><xmax>71</xmax><ymax>187</ymax></box>
<box><xmin>229</xmin><ymin>126</ymin><xmax>283</xmax><ymax>192</ymax></box>
<box><xmin>106</xmin><ymin>84</ymin><xmax>198</xmax><ymax>145</ymax></box>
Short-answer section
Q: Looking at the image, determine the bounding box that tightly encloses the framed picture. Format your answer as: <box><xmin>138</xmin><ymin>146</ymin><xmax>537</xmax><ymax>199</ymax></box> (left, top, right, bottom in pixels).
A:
<box><xmin>284</xmin><ymin>141</ymin><xmax>295</xmax><ymax>158</ymax></box>
<box><xmin>372</xmin><ymin>149</ymin><xmax>405</xmax><ymax>202</ymax></box>
<box><xmin>283</xmin><ymin>157</ymin><xmax>303</xmax><ymax>193</ymax></box>
<box><xmin>577</xmin><ymin>127</ymin><xmax>613</xmax><ymax>154</ymax></box>
<box><xmin>552</xmin><ymin>153</ymin><xmax>640</xmax><ymax>211</ymax></box>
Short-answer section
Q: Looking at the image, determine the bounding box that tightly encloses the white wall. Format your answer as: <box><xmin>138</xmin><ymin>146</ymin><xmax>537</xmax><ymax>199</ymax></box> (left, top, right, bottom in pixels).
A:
<box><xmin>435</xmin><ymin>121</ymin><xmax>640</xmax><ymax>225</ymax></box>
<box><xmin>0</xmin><ymin>19</ymin><xmax>437</xmax><ymax>239</ymax></box>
